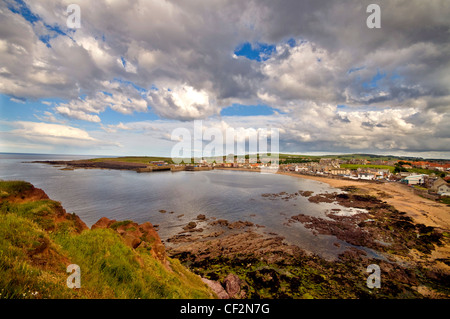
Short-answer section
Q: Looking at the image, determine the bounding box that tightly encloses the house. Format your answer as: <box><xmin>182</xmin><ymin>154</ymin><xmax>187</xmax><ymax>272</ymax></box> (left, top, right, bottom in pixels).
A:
<box><xmin>437</xmin><ymin>183</ymin><xmax>450</xmax><ymax>196</ymax></box>
<box><xmin>150</xmin><ymin>161</ymin><xmax>168</xmax><ymax>166</ymax></box>
<box><xmin>347</xmin><ymin>158</ymin><xmax>368</xmax><ymax>165</ymax></box>
<box><xmin>401</xmin><ymin>174</ymin><xmax>426</xmax><ymax>185</ymax></box>
<box><xmin>399</xmin><ymin>172</ymin><xmax>414</xmax><ymax>177</ymax></box>
<box><xmin>319</xmin><ymin>158</ymin><xmax>340</xmax><ymax>168</ymax></box>
<box><xmin>330</xmin><ymin>168</ymin><xmax>351</xmax><ymax>176</ymax></box>
<box><xmin>373</xmin><ymin>169</ymin><xmax>391</xmax><ymax>180</ymax></box>
<box><xmin>430</xmin><ymin>178</ymin><xmax>447</xmax><ymax>192</ymax></box>
<box><xmin>295</xmin><ymin>165</ymin><xmax>309</xmax><ymax>172</ymax></box>
<box><xmin>358</xmin><ymin>173</ymin><xmax>375</xmax><ymax>180</ymax></box>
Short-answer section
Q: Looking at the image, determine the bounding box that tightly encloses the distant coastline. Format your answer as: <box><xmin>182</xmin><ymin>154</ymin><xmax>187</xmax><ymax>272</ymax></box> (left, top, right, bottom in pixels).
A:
<box><xmin>33</xmin><ymin>158</ymin><xmax>450</xmax><ymax>230</ymax></box>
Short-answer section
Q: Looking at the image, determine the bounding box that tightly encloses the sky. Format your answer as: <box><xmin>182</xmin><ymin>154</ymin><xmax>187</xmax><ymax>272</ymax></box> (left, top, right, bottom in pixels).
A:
<box><xmin>0</xmin><ymin>0</ymin><xmax>449</xmax><ymax>159</ymax></box>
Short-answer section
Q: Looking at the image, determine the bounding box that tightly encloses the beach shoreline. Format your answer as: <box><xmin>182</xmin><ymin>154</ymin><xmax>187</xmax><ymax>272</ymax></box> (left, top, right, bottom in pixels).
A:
<box><xmin>215</xmin><ymin>167</ymin><xmax>450</xmax><ymax>231</ymax></box>
<box><xmin>278</xmin><ymin>171</ymin><xmax>450</xmax><ymax>231</ymax></box>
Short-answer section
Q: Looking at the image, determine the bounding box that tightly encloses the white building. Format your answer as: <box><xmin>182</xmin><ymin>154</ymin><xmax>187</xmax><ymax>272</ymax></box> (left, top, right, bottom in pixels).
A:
<box><xmin>358</xmin><ymin>173</ymin><xmax>375</xmax><ymax>180</ymax></box>
<box><xmin>437</xmin><ymin>183</ymin><xmax>450</xmax><ymax>196</ymax></box>
<box><xmin>401</xmin><ymin>174</ymin><xmax>426</xmax><ymax>185</ymax></box>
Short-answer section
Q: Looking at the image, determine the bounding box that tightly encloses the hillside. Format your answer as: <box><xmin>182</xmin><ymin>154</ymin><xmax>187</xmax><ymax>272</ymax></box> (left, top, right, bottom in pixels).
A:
<box><xmin>0</xmin><ymin>180</ymin><xmax>213</xmax><ymax>299</ymax></box>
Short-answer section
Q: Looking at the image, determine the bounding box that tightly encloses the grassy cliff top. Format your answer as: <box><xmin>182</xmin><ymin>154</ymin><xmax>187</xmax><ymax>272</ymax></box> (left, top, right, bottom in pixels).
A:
<box><xmin>0</xmin><ymin>180</ymin><xmax>213</xmax><ymax>299</ymax></box>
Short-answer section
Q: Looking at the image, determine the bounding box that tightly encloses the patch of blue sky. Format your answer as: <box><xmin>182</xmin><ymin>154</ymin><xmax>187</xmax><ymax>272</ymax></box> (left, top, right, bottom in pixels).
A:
<box><xmin>390</xmin><ymin>72</ymin><xmax>403</xmax><ymax>81</ymax></box>
<box><xmin>7</xmin><ymin>0</ymin><xmax>39</xmax><ymax>24</ymax></box>
<box><xmin>362</xmin><ymin>69</ymin><xmax>386</xmax><ymax>89</ymax></box>
<box><xmin>120</xmin><ymin>56</ymin><xmax>127</xmax><ymax>68</ymax></box>
<box><xmin>286</xmin><ymin>38</ymin><xmax>296</xmax><ymax>47</ymax></box>
<box><xmin>99</xmin><ymin>105</ymin><xmax>160</xmax><ymax>126</ymax></box>
<box><xmin>112</xmin><ymin>78</ymin><xmax>148</xmax><ymax>95</ymax></box>
<box><xmin>234</xmin><ymin>42</ymin><xmax>276</xmax><ymax>62</ymax></box>
<box><xmin>0</xmin><ymin>94</ymin><xmax>56</xmax><ymax>122</ymax></box>
<box><xmin>234</xmin><ymin>38</ymin><xmax>307</xmax><ymax>62</ymax></box>
<box><xmin>102</xmin><ymin>91</ymin><xmax>113</xmax><ymax>97</ymax></box>
<box><xmin>220</xmin><ymin>104</ymin><xmax>283</xmax><ymax>116</ymax></box>
<box><xmin>8</xmin><ymin>0</ymin><xmax>70</xmax><ymax>47</ymax></box>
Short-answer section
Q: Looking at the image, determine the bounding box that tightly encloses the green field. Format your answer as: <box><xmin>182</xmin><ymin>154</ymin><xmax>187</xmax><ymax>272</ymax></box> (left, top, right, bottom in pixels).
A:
<box><xmin>340</xmin><ymin>164</ymin><xmax>396</xmax><ymax>173</ymax></box>
<box><xmin>89</xmin><ymin>156</ymin><xmax>174</xmax><ymax>164</ymax></box>
<box><xmin>408</xmin><ymin>167</ymin><xmax>444</xmax><ymax>176</ymax></box>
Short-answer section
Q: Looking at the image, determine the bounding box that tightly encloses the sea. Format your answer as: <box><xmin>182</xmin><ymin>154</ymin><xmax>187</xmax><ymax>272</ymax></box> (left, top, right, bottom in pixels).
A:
<box><xmin>0</xmin><ymin>153</ymin><xmax>376</xmax><ymax>259</ymax></box>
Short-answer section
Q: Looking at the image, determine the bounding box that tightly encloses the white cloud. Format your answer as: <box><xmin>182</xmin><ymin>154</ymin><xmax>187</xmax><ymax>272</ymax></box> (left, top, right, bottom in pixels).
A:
<box><xmin>55</xmin><ymin>106</ymin><xmax>101</xmax><ymax>123</ymax></box>
<box><xmin>0</xmin><ymin>0</ymin><xmax>449</xmax><ymax>156</ymax></box>
<box><xmin>148</xmin><ymin>84</ymin><xmax>218</xmax><ymax>121</ymax></box>
<box><xmin>33</xmin><ymin>111</ymin><xmax>66</xmax><ymax>124</ymax></box>
<box><xmin>11</xmin><ymin>121</ymin><xmax>96</xmax><ymax>142</ymax></box>
<box><xmin>0</xmin><ymin>121</ymin><xmax>122</xmax><ymax>152</ymax></box>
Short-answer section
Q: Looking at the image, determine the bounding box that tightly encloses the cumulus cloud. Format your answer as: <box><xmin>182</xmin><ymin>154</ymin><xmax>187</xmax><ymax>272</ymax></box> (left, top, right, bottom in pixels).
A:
<box><xmin>148</xmin><ymin>85</ymin><xmax>218</xmax><ymax>121</ymax></box>
<box><xmin>33</xmin><ymin>111</ymin><xmax>66</xmax><ymax>124</ymax></box>
<box><xmin>0</xmin><ymin>0</ymin><xmax>449</xmax><ymax>156</ymax></box>
<box><xmin>0</xmin><ymin>120</ymin><xmax>122</xmax><ymax>155</ymax></box>
<box><xmin>53</xmin><ymin>80</ymin><xmax>149</xmax><ymax>122</ymax></box>
<box><xmin>12</xmin><ymin>121</ymin><xmax>94</xmax><ymax>139</ymax></box>
<box><xmin>55</xmin><ymin>106</ymin><xmax>101</xmax><ymax>123</ymax></box>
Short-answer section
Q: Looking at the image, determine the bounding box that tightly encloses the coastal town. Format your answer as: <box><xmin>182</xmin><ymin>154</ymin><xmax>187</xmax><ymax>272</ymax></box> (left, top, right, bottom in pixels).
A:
<box><xmin>277</xmin><ymin>158</ymin><xmax>450</xmax><ymax>198</ymax></box>
<box><xmin>38</xmin><ymin>155</ymin><xmax>450</xmax><ymax>205</ymax></box>
<box><xmin>156</xmin><ymin>156</ymin><xmax>450</xmax><ymax>201</ymax></box>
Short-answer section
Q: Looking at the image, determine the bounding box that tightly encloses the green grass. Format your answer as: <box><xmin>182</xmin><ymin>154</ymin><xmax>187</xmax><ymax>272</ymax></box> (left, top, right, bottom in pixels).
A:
<box><xmin>53</xmin><ymin>228</ymin><xmax>212</xmax><ymax>298</ymax></box>
<box><xmin>408</xmin><ymin>168</ymin><xmax>443</xmax><ymax>175</ymax></box>
<box><xmin>0</xmin><ymin>195</ymin><xmax>82</xmax><ymax>234</ymax></box>
<box><xmin>340</xmin><ymin>164</ymin><xmax>396</xmax><ymax>173</ymax></box>
<box><xmin>0</xmin><ymin>180</ymin><xmax>213</xmax><ymax>299</ymax></box>
<box><xmin>0</xmin><ymin>213</ymin><xmax>73</xmax><ymax>299</ymax></box>
<box><xmin>110</xmin><ymin>220</ymin><xmax>133</xmax><ymax>230</ymax></box>
<box><xmin>88</xmin><ymin>156</ymin><xmax>174</xmax><ymax>164</ymax></box>
<box><xmin>0</xmin><ymin>180</ymin><xmax>32</xmax><ymax>198</ymax></box>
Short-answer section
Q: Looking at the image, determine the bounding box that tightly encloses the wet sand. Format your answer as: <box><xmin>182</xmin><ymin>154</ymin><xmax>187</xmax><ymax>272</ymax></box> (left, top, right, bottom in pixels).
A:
<box><xmin>214</xmin><ymin>168</ymin><xmax>449</xmax><ymax>230</ymax></box>
<box><xmin>278</xmin><ymin>172</ymin><xmax>450</xmax><ymax>231</ymax></box>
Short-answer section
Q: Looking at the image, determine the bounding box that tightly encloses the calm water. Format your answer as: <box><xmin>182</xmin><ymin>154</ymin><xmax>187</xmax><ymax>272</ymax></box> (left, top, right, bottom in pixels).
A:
<box><xmin>0</xmin><ymin>153</ymin><xmax>374</xmax><ymax>259</ymax></box>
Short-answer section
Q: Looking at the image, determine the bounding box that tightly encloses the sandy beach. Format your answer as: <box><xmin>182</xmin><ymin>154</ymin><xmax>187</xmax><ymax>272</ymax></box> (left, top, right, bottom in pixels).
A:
<box><xmin>215</xmin><ymin>168</ymin><xmax>450</xmax><ymax>230</ymax></box>
<box><xmin>278</xmin><ymin>171</ymin><xmax>450</xmax><ymax>231</ymax></box>
<box><xmin>277</xmin><ymin>171</ymin><xmax>450</xmax><ymax>275</ymax></box>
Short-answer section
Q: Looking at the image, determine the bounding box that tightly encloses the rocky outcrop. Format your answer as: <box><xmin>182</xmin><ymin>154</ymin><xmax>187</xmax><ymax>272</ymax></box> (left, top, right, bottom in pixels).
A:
<box><xmin>183</xmin><ymin>221</ymin><xmax>197</xmax><ymax>230</ymax></box>
<box><xmin>1</xmin><ymin>182</ymin><xmax>88</xmax><ymax>234</ymax></box>
<box><xmin>224</xmin><ymin>273</ymin><xmax>243</xmax><ymax>298</ymax></box>
<box><xmin>207</xmin><ymin>219</ymin><xmax>254</xmax><ymax>229</ymax></box>
<box><xmin>92</xmin><ymin>217</ymin><xmax>167</xmax><ymax>264</ymax></box>
<box><xmin>201</xmin><ymin>278</ymin><xmax>229</xmax><ymax>299</ymax></box>
<box><xmin>200</xmin><ymin>273</ymin><xmax>244</xmax><ymax>299</ymax></box>
<box><xmin>5</xmin><ymin>184</ymin><xmax>49</xmax><ymax>203</ymax></box>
